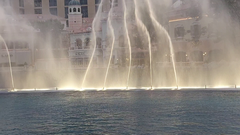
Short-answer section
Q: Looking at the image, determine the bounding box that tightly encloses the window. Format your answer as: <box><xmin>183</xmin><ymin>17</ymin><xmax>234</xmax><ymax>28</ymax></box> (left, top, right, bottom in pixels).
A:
<box><xmin>64</xmin><ymin>0</ymin><xmax>71</xmax><ymax>6</ymax></box>
<box><xmin>119</xmin><ymin>36</ymin><xmax>125</xmax><ymax>47</ymax></box>
<box><xmin>65</xmin><ymin>7</ymin><xmax>68</xmax><ymax>18</ymax></box>
<box><xmin>34</xmin><ymin>0</ymin><xmax>42</xmax><ymax>7</ymax></box>
<box><xmin>85</xmin><ymin>38</ymin><xmax>90</xmax><ymax>49</ymax></box>
<box><xmin>49</xmin><ymin>0</ymin><xmax>57</xmax><ymax>6</ymax></box>
<box><xmin>174</xmin><ymin>26</ymin><xmax>185</xmax><ymax>38</ymax></box>
<box><xmin>78</xmin><ymin>59</ymin><xmax>83</xmax><ymax>66</ymax></box>
<box><xmin>95</xmin><ymin>5</ymin><xmax>98</xmax><ymax>13</ymax></box>
<box><xmin>80</xmin><ymin>0</ymin><xmax>87</xmax><ymax>5</ymax></box>
<box><xmin>35</xmin><ymin>9</ymin><xmax>42</xmax><ymax>14</ymax></box>
<box><xmin>105</xmin><ymin>35</ymin><xmax>112</xmax><ymax>48</ymax></box>
<box><xmin>73</xmin><ymin>8</ymin><xmax>76</xmax><ymax>12</ymax></box>
<box><xmin>84</xmin><ymin>58</ymin><xmax>89</xmax><ymax>66</ymax></box>
<box><xmin>114</xmin><ymin>0</ymin><xmax>118</xmax><ymax>7</ymax></box>
<box><xmin>66</xmin><ymin>20</ymin><xmax>69</xmax><ymax>27</ymax></box>
<box><xmin>95</xmin><ymin>0</ymin><xmax>101</xmax><ymax>4</ymax></box>
<box><xmin>81</xmin><ymin>6</ymin><xmax>88</xmax><ymax>18</ymax></box>
<box><xmin>50</xmin><ymin>8</ymin><xmax>57</xmax><ymax>15</ymax></box>
<box><xmin>110</xmin><ymin>0</ymin><xmax>118</xmax><ymax>7</ymax></box>
<box><xmin>96</xmin><ymin>37</ymin><xmax>102</xmax><ymax>48</ymax></box>
<box><xmin>19</xmin><ymin>8</ymin><xmax>25</xmax><ymax>14</ymax></box>
<box><xmin>191</xmin><ymin>24</ymin><xmax>201</xmax><ymax>40</ymax></box>
<box><xmin>78</xmin><ymin>8</ymin><xmax>80</xmax><ymax>12</ymax></box>
<box><xmin>69</xmin><ymin>8</ymin><xmax>72</xmax><ymax>13</ymax></box>
<box><xmin>76</xmin><ymin>39</ymin><xmax>82</xmax><ymax>49</ymax></box>
<box><xmin>19</xmin><ymin>0</ymin><xmax>24</xmax><ymax>7</ymax></box>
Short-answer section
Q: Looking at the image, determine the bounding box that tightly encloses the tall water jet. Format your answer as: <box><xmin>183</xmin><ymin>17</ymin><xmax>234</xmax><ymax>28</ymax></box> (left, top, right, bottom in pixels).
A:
<box><xmin>81</xmin><ymin>0</ymin><xmax>103</xmax><ymax>90</ymax></box>
<box><xmin>0</xmin><ymin>35</ymin><xmax>15</xmax><ymax>90</ymax></box>
<box><xmin>145</xmin><ymin>0</ymin><xmax>178</xmax><ymax>87</ymax></box>
<box><xmin>103</xmin><ymin>0</ymin><xmax>115</xmax><ymax>90</ymax></box>
<box><xmin>133</xmin><ymin>0</ymin><xmax>153</xmax><ymax>89</ymax></box>
<box><xmin>123</xmin><ymin>0</ymin><xmax>133</xmax><ymax>90</ymax></box>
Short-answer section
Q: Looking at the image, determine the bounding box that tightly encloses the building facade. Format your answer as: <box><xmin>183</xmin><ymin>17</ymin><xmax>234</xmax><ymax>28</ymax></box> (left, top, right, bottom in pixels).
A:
<box><xmin>168</xmin><ymin>0</ymin><xmax>226</xmax><ymax>63</ymax></box>
<box><xmin>68</xmin><ymin>0</ymin><xmax>157</xmax><ymax>68</ymax></box>
<box><xmin>0</xmin><ymin>16</ymin><xmax>34</xmax><ymax>67</ymax></box>
<box><xmin>0</xmin><ymin>0</ymin><xmax>100</xmax><ymax>19</ymax></box>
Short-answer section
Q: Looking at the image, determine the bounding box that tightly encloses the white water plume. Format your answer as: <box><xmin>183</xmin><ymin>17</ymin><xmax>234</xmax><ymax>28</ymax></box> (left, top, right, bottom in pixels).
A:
<box><xmin>123</xmin><ymin>0</ymin><xmax>133</xmax><ymax>90</ymax></box>
<box><xmin>133</xmin><ymin>0</ymin><xmax>153</xmax><ymax>89</ymax></box>
<box><xmin>81</xmin><ymin>0</ymin><xmax>103</xmax><ymax>89</ymax></box>
<box><xmin>145</xmin><ymin>0</ymin><xmax>178</xmax><ymax>87</ymax></box>
<box><xmin>103</xmin><ymin>0</ymin><xmax>116</xmax><ymax>90</ymax></box>
<box><xmin>0</xmin><ymin>36</ymin><xmax>14</xmax><ymax>90</ymax></box>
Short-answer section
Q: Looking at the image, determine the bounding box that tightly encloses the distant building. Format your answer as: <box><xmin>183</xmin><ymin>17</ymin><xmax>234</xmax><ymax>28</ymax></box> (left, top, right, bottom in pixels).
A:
<box><xmin>168</xmin><ymin>0</ymin><xmax>226</xmax><ymax>63</ymax></box>
<box><xmin>0</xmin><ymin>0</ymin><xmax>104</xmax><ymax>31</ymax></box>
<box><xmin>0</xmin><ymin>15</ymin><xmax>34</xmax><ymax>67</ymax></box>
<box><xmin>68</xmin><ymin>0</ymin><xmax>157</xmax><ymax>68</ymax></box>
<box><xmin>0</xmin><ymin>0</ymin><xmax>100</xmax><ymax>19</ymax></box>
<box><xmin>67</xmin><ymin>0</ymin><xmax>103</xmax><ymax>68</ymax></box>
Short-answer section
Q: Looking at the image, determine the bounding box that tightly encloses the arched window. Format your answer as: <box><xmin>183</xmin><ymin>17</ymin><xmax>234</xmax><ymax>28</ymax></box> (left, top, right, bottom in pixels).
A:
<box><xmin>78</xmin><ymin>8</ymin><xmax>80</xmax><ymax>12</ymax></box>
<box><xmin>191</xmin><ymin>51</ymin><xmax>203</xmax><ymax>62</ymax></box>
<box><xmin>175</xmin><ymin>52</ymin><xmax>187</xmax><ymax>62</ymax></box>
<box><xmin>105</xmin><ymin>35</ymin><xmax>112</xmax><ymax>48</ymax></box>
<box><xmin>96</xmin><ymin>37</ymin><xmax>102</xmax><ymax>48</ymax></box>
<box><xmin>73</xmin><ymin>8</ymin><xmax>76</xmax><ymax>12</ymax></box>
<box><xmin>119</xmin><ymin>35</ymin><xmax>125</xmax><ymax>47</ymax></box>
<box><xmin>191</xmin><ymin>21</ymin><xmax>201</xmax><ymax>41</ymax></box>
<box><xmin>174</xmin><ymin>24</ymin><xmax>185</xmax><ymax>39</ymax></box>
<box><xmin>76</xmin><ymin>39</ymin><xmax>82</xmax><ymax>49</ymax></box>
<box><xmin>69</xmin><ymin>8</ymin><xmax>72</xmax><ymax>13</ymax></box>
<box><xmin>85</xmin><ymin>38</ymin><xmax>90</xmax><ymax>49</ymax></box>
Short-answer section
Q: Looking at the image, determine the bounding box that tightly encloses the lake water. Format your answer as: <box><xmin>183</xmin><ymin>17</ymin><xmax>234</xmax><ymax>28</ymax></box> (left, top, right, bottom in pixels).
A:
<box><xmin>0</xmin><ymin>90</ymin><xmax>240</xmax><ymax>134</ymax></box>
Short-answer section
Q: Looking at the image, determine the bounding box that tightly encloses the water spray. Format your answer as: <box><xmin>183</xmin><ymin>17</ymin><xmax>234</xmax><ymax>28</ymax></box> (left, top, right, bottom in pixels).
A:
<box><xmin>0</xmin><ymin>35</ymin><xmax>15</xmax><ymax>91</ymax></box>
<box><xmin>103</xmin><ymin>0</ymin><xmax>116</xmax><ymax>90</ymax></box>
<box><xmin>123</xmin><ymin>0</ymin><xmax>133</xmax><ymax>90</ymax></box>
<box><xmin>145</xmin><ymin>0</ymin><xmax>178</xmax><ymax>87</ymax></box>
<box><xmin>81</xmin><ymin>0</ymin><xmax>103</xmax><ymax>89</ymax></box>
<box><xmin>133</xmin><ymin>0</ymin><xmax>153</xmax><ymax>89</ymax></box>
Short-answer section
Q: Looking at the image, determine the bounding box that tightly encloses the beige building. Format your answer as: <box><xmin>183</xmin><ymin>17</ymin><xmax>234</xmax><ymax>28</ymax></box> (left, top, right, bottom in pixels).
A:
<box><xmin>1</xmin><ymin>0</ymin><xmax>102</xmax><ymax>19</ymax></box>
<box><xmin>168</xmin><ymin>0</ymin><xmax>226</xmax><ymax>63</ymax></box>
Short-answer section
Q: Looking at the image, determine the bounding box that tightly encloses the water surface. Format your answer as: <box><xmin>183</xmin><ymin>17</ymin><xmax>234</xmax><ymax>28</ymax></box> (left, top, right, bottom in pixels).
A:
<box><xmin>0</xmin><ymin>90</ymin><xmax>240</xmax><ymax>134</ymax></box>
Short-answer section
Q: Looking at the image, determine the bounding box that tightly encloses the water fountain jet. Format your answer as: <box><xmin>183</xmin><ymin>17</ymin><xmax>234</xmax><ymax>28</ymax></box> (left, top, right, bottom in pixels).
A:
<box><xmin>103</xmin><ymin>0</ymin><xmax>115</xmax><ymax>90</ymax></box>
<box><xmin>133</xmin><ymin>0</ymin><xmax>153</xmax><ymax>89</ymax></box>
<box><xmin>81</xmin><ymin>0</ymin><xmax>103</xmax><ymax>89</ymax></box>
<box><xmin>145</xmin><ymin>0</ymin><xmax>178</xmax><ymax>87</ymax></box>
<box><xmin>123</xmin><ymin>0</ymin><xmax>133</xmax><ymax>90</ymax></box>
<box><xmin>0</xmin><ymin>35</ymin><xmax>15</xmax><ymax>90</ymax></box>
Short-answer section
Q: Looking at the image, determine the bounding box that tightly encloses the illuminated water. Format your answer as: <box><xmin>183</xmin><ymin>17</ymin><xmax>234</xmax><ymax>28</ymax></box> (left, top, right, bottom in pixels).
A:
<box><xmin>134</xmin><ymin>0</ymin><xmax>153</xmax><ymax>89</ymax></box>
<box><xmin>123</xmin><ymin>0</ymin><xmax>132</xmax><ymax>90</ymax></box>
<box><xmin>1</xmin><ymin>90</ymin><xmax>240</xmax><ymax>134</ymax></box>
<box><xmin>103</xmin><ymin>0</ymin><xmax>115</xmax><ymax>90</ymax></box>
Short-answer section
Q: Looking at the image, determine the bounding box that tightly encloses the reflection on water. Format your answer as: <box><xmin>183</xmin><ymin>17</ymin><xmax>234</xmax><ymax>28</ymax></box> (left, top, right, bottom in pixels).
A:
<box><xmin>0</xmin><ymin>91</ymin><xmax>240</xmax><ymax>134</ymax></box>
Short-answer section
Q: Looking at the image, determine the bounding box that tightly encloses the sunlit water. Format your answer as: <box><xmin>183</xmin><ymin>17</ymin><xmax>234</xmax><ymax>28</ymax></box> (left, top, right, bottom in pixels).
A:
<box><xmin>0</xmin><ymin>90</ymin><xmax>240</xmax><ymax>134</ymax></box>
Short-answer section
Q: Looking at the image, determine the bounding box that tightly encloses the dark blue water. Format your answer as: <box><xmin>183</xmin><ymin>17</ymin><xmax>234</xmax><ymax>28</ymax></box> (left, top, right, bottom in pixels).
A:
<box><xmin>0</xmin><ymin>90</ymin><xmax>240</xmax><ymax>135</ymax></box>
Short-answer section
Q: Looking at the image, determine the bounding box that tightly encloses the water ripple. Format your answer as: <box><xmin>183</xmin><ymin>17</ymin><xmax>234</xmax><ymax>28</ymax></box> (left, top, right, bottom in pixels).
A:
<box><xmin>0</xmin><ymin>91</ymin><xmax>240</xmax><ymax>134</ymax></box>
